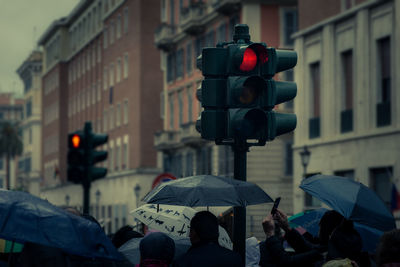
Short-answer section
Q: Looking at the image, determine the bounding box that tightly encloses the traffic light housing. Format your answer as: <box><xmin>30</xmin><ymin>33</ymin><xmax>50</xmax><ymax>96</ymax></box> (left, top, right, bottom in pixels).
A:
<box><xmin>196</xmin><ymin>24</ymin><xmax>297</xmax><ymax>144</ymax></box>
<box><xmin>67</xmin><ymin>122</ymin><xmax>108</xmax><ymax>185</ymax></box>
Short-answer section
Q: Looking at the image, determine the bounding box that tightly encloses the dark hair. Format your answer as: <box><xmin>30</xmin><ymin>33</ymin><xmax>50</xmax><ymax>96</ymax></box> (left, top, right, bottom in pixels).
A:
<box><xmin>140</xmin><ymin>232</ymin><xmax>175</xmax><ymax>263</ymax></box>
<box><xmin>376</xmin><ymin>229</ymin><xmax>400</xmax><ymax>266</ymax></box>
<box><xmin>112</xmin><ymin>225</ymin><xmax>144</xmax><ymax>248</ymax></box>
<box><xmin>190</xmin><ymin>211</ymin><xmax>219</xmax><ymax>242</ymax></box>
<box><xmin>319</xmin><ymin>210</ymin><xmax>344</xmax><ymax>245</ymax></box>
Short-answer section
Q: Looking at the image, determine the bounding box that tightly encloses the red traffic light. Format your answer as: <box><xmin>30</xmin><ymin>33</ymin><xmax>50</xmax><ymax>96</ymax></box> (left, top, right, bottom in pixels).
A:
<box><xmin>239</xmin><ymin>48</ymin><xmax>257</xmax><ymax>72</ymax></box>
<box><xmin>72</xmin><ymin>134</ymin><xmax>81</xmax><ymax>148</ymax></box>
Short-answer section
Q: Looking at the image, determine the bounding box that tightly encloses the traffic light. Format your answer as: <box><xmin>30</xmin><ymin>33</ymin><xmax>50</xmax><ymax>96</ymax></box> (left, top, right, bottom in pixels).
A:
<box><xmin>67</xmin><ymin>122</ymin><xmax>108</xmax><ymax>185</ymax></box>
<box><xmin>86</xmin><ymin>131</ymin><xmax>108</xmax><ymax>181</ymax></box>
<box><xmin>196</xmin><ymin>24</ymin><xmax>297</xmax><ymax>143</ymax></box>
<box><xmin>67</xmin><ymin>131</ymin><xmax>85</xmax><ymax>184</ymax></box>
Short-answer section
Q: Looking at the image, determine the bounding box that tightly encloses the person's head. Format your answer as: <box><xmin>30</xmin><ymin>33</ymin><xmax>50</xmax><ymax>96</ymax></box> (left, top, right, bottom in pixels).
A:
<box><xmin>112</xmin><ymin>225</ymin><xmax>143</xmax><ymax>248</ymax></box>
<box><xmin>319</xmin><ymin>210</ymin><xmax>344</xmax><ymax>245</ymax></box>
<box><xmin>189</xmin><ymin>211</ymin><xmax>219</xmax><ymax>245</ymax></box>
<box><xmin>139</xmin><ymin>232</ymin><xmax>175</xmax><ymax>266</ymax></box>
<box><xmin>327</xmin><ymin>219</ymin><xmax>362</xmax><ymax>264</ymax></box>
<box><xmin>376</xmin><ymin>229</ymin><xmax>400</xmax><ymax>266</ymax></box>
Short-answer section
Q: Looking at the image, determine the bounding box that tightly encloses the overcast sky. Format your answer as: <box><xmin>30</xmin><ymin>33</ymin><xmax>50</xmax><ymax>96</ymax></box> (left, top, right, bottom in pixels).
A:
<box><xmin>0</xmin><ymin>0</ymin><xmax>80</xmax><ymax>96</ymax></box>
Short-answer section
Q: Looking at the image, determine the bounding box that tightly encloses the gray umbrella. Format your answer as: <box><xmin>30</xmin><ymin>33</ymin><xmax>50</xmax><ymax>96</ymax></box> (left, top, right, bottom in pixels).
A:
<box><xmin>142</xmin><ymin>175</ymin><xmax>273</xmax><ymax>207</ymax></box>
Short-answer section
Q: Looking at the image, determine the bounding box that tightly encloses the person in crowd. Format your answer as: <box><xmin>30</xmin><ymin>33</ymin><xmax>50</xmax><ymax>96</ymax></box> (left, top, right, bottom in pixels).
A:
<box><xmin>138</xmin><ymin>232</ymin><xmax>175</xmax><ymax>267</ymax></box>
<box><xmin>173</xmin><ymin>211</ymin><xmax>242</xmax><ymax>267</ymax></box>
<box><xmin>259</xmin><ymin>214</ymin><xmax>321</xmax><ymax>266</ymax></box>
<box><xmin>322</xmin><ymin>258</ymin><xmax>358</xmax><ymax>267</ymax></box>
<box><xmin>376</xmin><ymin>229</ymin><xmax>400</xmax><ymax>267</ymax></box>
<box><xmin>112</xmin><ymin>225</ymin><xmax>144</xmax><ymax>249</ymax></box>
<box><xmin>246</xmin><ymin>237</ymin><xmax>260</xmax><ymax>267</ymax></box>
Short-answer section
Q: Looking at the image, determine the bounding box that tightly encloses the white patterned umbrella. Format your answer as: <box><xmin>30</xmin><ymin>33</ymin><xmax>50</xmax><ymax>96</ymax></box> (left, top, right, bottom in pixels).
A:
<box><xmin>130</xmin><ymin>204</ymin><xmax>233</xmax><ymax>250</ymax></box>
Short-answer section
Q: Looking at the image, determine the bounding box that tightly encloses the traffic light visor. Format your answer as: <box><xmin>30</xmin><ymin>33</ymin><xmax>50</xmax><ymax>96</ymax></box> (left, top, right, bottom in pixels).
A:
<box><xmin>72</xmin><ymin>134</ymin><xmax>81</xmax><ymax>148</ymax></box>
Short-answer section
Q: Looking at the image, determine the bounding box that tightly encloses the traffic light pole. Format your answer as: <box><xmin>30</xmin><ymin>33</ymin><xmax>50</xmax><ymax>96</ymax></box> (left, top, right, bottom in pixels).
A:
<box><xmin>232</xmin><ymin>138</ymin><xmax>248</xmax><ymax>262</ymax></box>
<box><xmin>83</xmin><ymin>122</ymin><xmax>92</xmax><ymax>215</ymax></box>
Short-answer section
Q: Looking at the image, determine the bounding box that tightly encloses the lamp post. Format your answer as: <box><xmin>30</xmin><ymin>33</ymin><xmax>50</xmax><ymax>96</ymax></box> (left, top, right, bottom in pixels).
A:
<box><xmin>65</xmin><ymin>194</ymin><xmax>70</xmax><ymax>206</ymax></box>
<box><xmin>299</xmin><ymin>145</ymin><xmax>311</xmax><ymax>179</ymax></box>
<box><xmin>133</xmin><ymin>184</ymin><xmax>141</xmax><ymax>230</ymax></box>
<box><xmin>95</xmin><ymin>189</ymin><xmax>101</xmax><ymax>219</ymax></box>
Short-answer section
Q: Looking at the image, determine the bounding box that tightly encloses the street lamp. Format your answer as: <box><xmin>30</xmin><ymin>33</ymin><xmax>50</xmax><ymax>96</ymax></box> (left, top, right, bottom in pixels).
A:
<box><xmin>95</xmin><ymin>190</ymin><xmax>101</xmax><ymax>219</ymax></box>
<box><xmin>299</xmin><ymin>145</ymin><xmax>311</xmax><ymax>179</ymax></box>
<box><xmin>65</xmin><ymin>194</ymin><xmax>70</xmax><ymax>206</ymax></box>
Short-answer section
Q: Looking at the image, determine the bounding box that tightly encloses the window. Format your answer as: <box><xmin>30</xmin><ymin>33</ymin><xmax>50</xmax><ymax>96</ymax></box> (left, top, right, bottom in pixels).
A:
<box><xmin>377</xmin><ymin>37</ymin><xmax>391</xmax><ymax>127</ymax></box>
<box><xmin>109</xmin><ymin>87</ymin><xmax>113</xmax><ymax>104</ymax></box>
<box><xmin>123</xmin><ymin>53</ymin><xmax>129</xmax><ymax>78</ymax></box>
<box><xmin>116</xmin><ymin>15</ymin><xmax>121</xmax><ymax>39</ymax></box>
<box><xmin>109</xmin><ymin>63</ymin><xmax>114</xmax><ymax>86</ymax></box>
<box><xmin>186</xmin><ymin>42</ymin><xmax>192</xmax><ymax>74</ymax></box>
<box><xmin>109</xmin><ymin>106</ymin><xmax>114</xmax><ymax>129</ymax></box>
<box><xmin>115</xmin><ymin>145</ymin><xmax>120</xmax><ymax>171</ymax></box>
<box><xmin>123</xmin><ymin>7</ymin><xmax>129</xmax><ymax>33</ymax></box>
<box><xmin>342</xmin><ymin>0</ymin><xmax>355</xmax><ymax>10</ymax></box>
<box><xmin>29</xmin><ymin>128</ymin><xmax>32</xmax><ymax>144</ymax></box>
<box><xmin>185</xmin><ymin>152</ymin><xmax>193</xmax><ymax>176</ymax></box>
<box><xmin>110</xmin><ymin>20</ymin><xmax>115</xmax><ymax>44</ymax></box>
<box><xmin>122</xmin><ymin>142</ymin><xmax>128</xmax><ymax>169</ymax></box>
<box><xmin>334</xmin><ymin>170</ymin><xmax>354</xmax><ymax>180</ymax></box>
<box><xmin>116</xmin><ymin>103</ymin><xmax>121</xmax><ymax>127</ymax></box>
<box><xmin>309</xmin><ymin>62</ymin><xmax>321</xmax><ymax>138</ymax></box>
<box><xmin>169</xmin><ymin>94</ymin><xmax>174</xmax><ymax>129</ymax></box>
<box><xmin>167</xmin><ymin>52</ymin><xmax>175</xmax><ymax>82</ymax></box>
<box><xmin>284</xmin><ymin>142</ymin><xmax>293</xmax><ymax>176</ymax></box>
<box><xmin>161</xmin><ymin>0</ymin><xmax>166</xmax><ymax>22</ymax></box>
<box><xmin>169</xmin><ymin>0</ymin><xmax>175</xmax><ymax>25</ymax></box>
<box><xmin>103</xmin><ymin>27</ymin><xmax>108</xmax><ymax>48</ymax></box>
<box><xmin>283</xmin><ymin>9</ymin><xmax>298</xmax><ymax>46</ymax></box>
<box><xmin>205</xmin><ymin>30</ymin><xmax>215</xmax><ymax>47</ymax></box>
<box><xmin>178</xmin><ymin>91</ymin><xmax>183</xmax><ymax>126</ymax></box>
<box><xmin>218</xmin><ymin>146</ymin><xmax>233</xmax><ymax>177</ymax></box>
<box><xmin>370</xmin><ymin>167</ymin><xmax>392</xmax><ymax>208</ymax></box>
<box><xmin>196</xmin><ymin>147</ymin><xmax>212</xmax><ymax>175</ymax></box>
<box><xmin>341</xmin><ymin>50</ymin><xmax>353</xmax><ymax>133</ymax></box>
<box><xmin>26</xmin><ymin>99</ymin><xmax>32</xmax><ymax>117</ymax></box>
<box><xmin>123</xmin><ymin>100</ymin><xmax>128</xmax><ymax>124</ymax></box>
<box><xmin>103</xmin><ymin>109</ymin><xmax>108</xmax><ymax>132</ymax></box>
<box><xmin>187</xmin><ymin>87</ymin><xmax>192</xmax><ymax>122</ymax></box>
<box><xmin>116</xmin><ymin>58</ymin><xmax>121</xmax><ymax>83</ymax></box>
<box><xmin>176</xmin><ymin>49</ymin><xmax>184</xmax><ymax>78</ymax></box>
<box><xmin>217</xmin><ymin>23</ymin><xmax>227</xmax><ymax>43</ymax></box>
<box><xmin>195</xmin><ymin>36</ymin><xmax>204</xmax><ymax>57</ymax></box>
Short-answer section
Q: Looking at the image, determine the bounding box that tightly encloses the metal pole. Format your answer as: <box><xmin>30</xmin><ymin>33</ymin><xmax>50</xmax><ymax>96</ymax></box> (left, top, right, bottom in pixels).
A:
<box><xmin>232</xmin><ymin>138</ymin><xmax>248</xmax><ymax>262</ymax></box>
<box><xmin>83</xmin><ymin>122</ymin><xmax>92</xmax><ymax>215</ymax></box>
<box><xmin>83</xmin><ymin>183</ymin><xmax>90</xmax><ymax>214</ymax></box>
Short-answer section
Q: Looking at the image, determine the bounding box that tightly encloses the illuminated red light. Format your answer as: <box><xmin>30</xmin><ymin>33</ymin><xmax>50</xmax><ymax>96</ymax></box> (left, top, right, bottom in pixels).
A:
<box><xmin>72</xmin><ymin>135</ymin><xmax>81</xmax><ymax>148</ymax></box>
<box><xmin>239</xmin><ymin>48</ymin><xmax>257</xmax><ymax>72</ymax></box>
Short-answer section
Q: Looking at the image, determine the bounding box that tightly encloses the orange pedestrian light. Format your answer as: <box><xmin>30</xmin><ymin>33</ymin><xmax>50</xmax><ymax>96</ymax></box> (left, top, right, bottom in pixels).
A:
<box><xmin>72</xmin><ymin>134</ymin><xmax>81</xmax><ymax>148</ymax></box>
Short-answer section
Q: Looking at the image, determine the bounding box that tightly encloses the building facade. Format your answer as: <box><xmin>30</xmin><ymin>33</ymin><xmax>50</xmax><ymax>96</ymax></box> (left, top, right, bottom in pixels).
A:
<box><xmin>155</xmin><ymin>0</ymin><xmax>298</xmax><ymax>239</ymax></box>
<box><xmin>293</xmin><ymin>0</ymin><xmax>400</xmax><ymax>224</ymax></box>
<box><xmin>37</xmin><ymin>0</ymin><xmax>163</xmax><ymax>234</ymax></box>
<box><xmin>0</xmin><ymin>93</ymin><xmax>24</xmax><ymax>190</ymax></box>
<box><xmin>16</xmin><ymin>50</ymin><xmax>43</xmax><ymax>196</ymax></box>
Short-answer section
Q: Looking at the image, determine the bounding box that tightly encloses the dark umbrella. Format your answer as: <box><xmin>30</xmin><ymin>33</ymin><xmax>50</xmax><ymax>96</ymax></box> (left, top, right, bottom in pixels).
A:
<box><xmin>0</xmin><ymin>189</ymin><xmax>122</xmax><ymax>260</ymax></box>
<box><xmin>142</xmin><ymin>175</ymin><xmax>273</xmax><ymax>207</ymax></box>
<box><xmin>118</xmin><ymin>236</ymin><xmax>191</xmax><ymax>265</ymax></box>
<box><xmin>289</xmin><ymin>208</ymin><xmax>383</xmax><ymax>253</ymax></box>
<box><xmin>300</xmin><ymin>174</ymin><xmax>396</xmax><ymax>232</ymax></box>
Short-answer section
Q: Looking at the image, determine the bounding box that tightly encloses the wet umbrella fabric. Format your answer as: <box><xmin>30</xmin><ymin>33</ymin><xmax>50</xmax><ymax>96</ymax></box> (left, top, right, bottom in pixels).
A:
<box><xmin>300</xmin><ymin>174</ymin><xmax>396</xmax><ymax>232</ymax></box>
<box><xmin>288</xmin><ymin>208</ymin><xmax>384</xmax><ymax>253</ymax></box>
<box><xmin>118</xmin><ymin>236</ymin><xmax>191</xmax><ymax>265</ymax></box>
<box><xmin>0</xmin><ymin>189</ymin><xmax>121</xmax><ymax>260</ymax></box>
<box><xmin>130</xmin><ymin>204</ymin><xmax>233</xmax><ymax>249</ymax></box>
<box><xmin>142</xmin><ymin>175</ymin><xmax>273</xmax><ymax>207</ymax></box>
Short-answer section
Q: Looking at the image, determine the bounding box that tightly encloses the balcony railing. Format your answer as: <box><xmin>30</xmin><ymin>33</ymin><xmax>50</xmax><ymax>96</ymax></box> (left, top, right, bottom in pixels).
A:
<box><xmin>180</xmin><ymin>121</ymin><xmax>204</xmax><ymax>146</ymax></box>
<box><xmin>154</xmin><ymin>23</ymin><xmax>176</xmax><ymax>51</ymax></box>
<box><xmin>180</xmin><ymin>3</ymin><xmax>206</xmax><ymax>35</ymax></box>
<box><xmin>211</xmin><ymin>0</ymin><xmax>241</xmax><ymax>15</ymax></box>
<box><xmin>154</xmin><ymin>130</ymin><xmax>181</xmax><ymax>150</ymax></box>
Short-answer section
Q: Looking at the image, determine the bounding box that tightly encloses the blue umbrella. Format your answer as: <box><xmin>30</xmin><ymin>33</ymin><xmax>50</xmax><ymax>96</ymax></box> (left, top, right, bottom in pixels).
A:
<box><xmin>289</xmin><ymin>208</ymin><xmax>383</xmax><ymax>253</ymax></box>
<box><xmin>0</xmin><ymin>189</ymin><xmax>122</xmax><ymax>260</ymax></box>
<box><xmin>300</xmin><ymin>175</ymin><xmax>396</xmax><ymax>232</ymax></box>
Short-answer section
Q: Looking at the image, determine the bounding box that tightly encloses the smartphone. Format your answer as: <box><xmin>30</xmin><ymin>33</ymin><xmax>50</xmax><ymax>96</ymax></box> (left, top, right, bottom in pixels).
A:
<box><xmin>271</xmin><ymin>197</ymin><xmax>281</xmax><ymax>215</ymax></box>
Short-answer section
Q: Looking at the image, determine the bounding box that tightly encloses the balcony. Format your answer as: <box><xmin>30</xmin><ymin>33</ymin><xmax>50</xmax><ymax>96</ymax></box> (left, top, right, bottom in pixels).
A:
<box><xmin>180</xmin><ymin>3</ymin><xmax>206</xmax><ymax>35</ymax></box>
<box><xmin>211</xmin><ymin>0</ymin><xmax>241</xmax><ymax>15</ymax></box>
<box><xmin>180</xmin><ymin>121</ymin><xmax>205</xmax><ymax>146</ymax></box>
<box><xmin>154</xmin><ymin>130</ymin><xmax>181</xmax><ymax>150</ymax></box>
<box><xmin>154</xmin><ymin>23</ymin><xmax>176</xmax><ymax>51</ymax></box>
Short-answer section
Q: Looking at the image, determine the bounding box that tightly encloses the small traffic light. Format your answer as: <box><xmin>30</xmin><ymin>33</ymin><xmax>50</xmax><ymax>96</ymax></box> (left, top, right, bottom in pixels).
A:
<box><xmin>196</xmin><ymin>24</ymin><xmax>297</xmax><ymax>143</ymax></box>
<box><xmin>67</xmin><ymin>132</ymin><xmax>85</xmax><ymax>184</ymax></box>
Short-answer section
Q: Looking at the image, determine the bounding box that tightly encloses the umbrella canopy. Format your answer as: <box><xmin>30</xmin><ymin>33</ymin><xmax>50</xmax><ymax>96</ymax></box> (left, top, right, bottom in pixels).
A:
<box><xmin>300</xmin><ymin>174</ymin><xmax>396</xmax><ymax>232</ymax></box>
<box><xmin>142</xmin><ymin>175</ymin><xmax>273</xmax><ymax>207</ymax></box>
<box><xmin>0</xmin><ymin>189</ymin><xmax>121</xmax><ymax>260</ymax></box>
<box><xmin>288</xmin><ymin>208</ymin><xmax>383</xmax><ymax>253</ymax></box>
<box><xmin>118</xmin><ymin>235</ymin><xmax>191</xmax><ymax>265</ymax></box>
<box><xmin>131</xmin><ymin>204</ymin><xmax>233</xmax><ymax>250</ymax></box>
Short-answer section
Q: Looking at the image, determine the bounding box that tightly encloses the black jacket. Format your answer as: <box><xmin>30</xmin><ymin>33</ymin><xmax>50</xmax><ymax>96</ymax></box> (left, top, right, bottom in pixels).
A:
<box><xmin>173</xmin><ymin>241</ymin><xmax>242</xmax><ymax>267</ymax></box>
<box><xmin>259</xmin><ymin>235</ymin><xmax>321</xmax><ymax>267</ymax></box>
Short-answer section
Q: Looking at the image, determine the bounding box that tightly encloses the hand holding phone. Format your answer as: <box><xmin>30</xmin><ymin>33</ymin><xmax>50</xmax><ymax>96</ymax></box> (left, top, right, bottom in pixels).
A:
<box><xmin>271</xmin><ymin>197</ymin><xmax>281</xmax><ymax>215</ymax></box>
